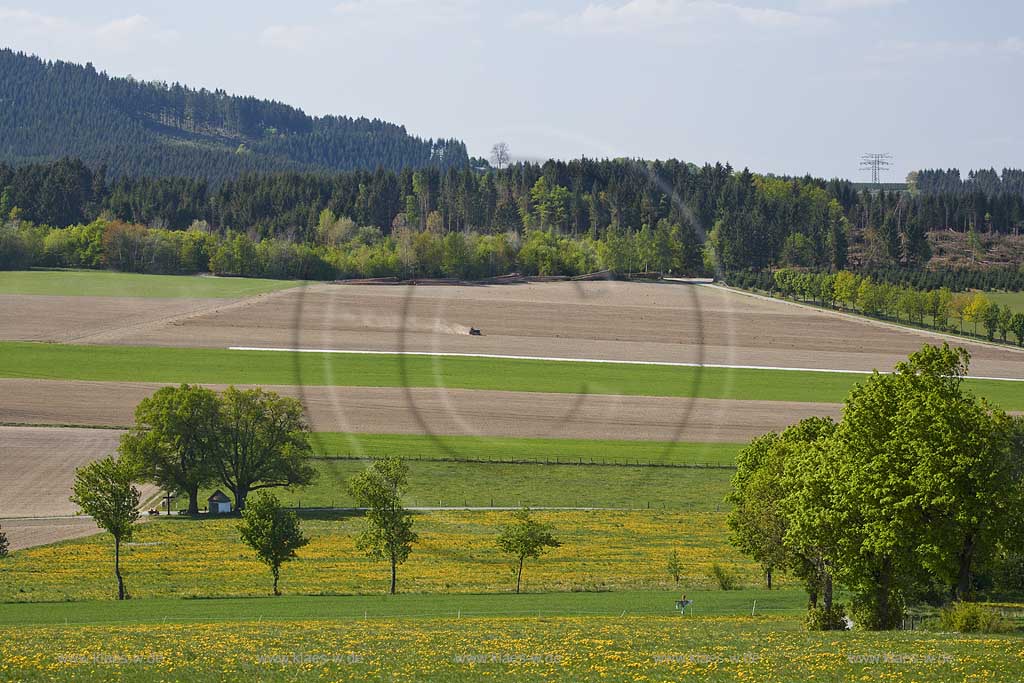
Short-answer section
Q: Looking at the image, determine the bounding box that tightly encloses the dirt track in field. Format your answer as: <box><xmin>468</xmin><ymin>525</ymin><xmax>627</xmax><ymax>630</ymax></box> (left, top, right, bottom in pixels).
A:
<box><xmin>0</xmin><ymin>379</ymin><xmax>841</xmax><ymax>442</ymax></box>
<box><xmin>32</xmin><ymin>281</ymin><xmax>1020</xmax><ymax>379</ymax></box>
<box><xmin>0</xmin><ymin>427</ymin><xmax>159</xmax><ymax>549</ymax></box>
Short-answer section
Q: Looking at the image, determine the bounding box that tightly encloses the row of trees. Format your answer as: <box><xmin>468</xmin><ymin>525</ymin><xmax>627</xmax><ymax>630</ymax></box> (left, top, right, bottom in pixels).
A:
<box><xmin>727</xmin><ymin>345</ymin><xmax>1024</xmax><ymax>630</ymax></box>
<box><xmin>72</xmin><ymin>447</ymin><xmax>560</xmax><ymax>599</ymax></box>
<box><xmin>6</xmin><ymin>157</ymin><xmax>1024</xmax><ymax>275</ymax></box>
<box><xmin>76</xmin><ymin>385</ymin><xmax>564</xmax><ymax>599</ymax></box>
<box><xmin>769</xmin><ymin>268</ymin><xmax>1024</xmax><ymax>344</ymax></box>
<box><xmin>0</xmin><ymin>216</ymin><xmax>705</xmax><ymax>279</ymax></box>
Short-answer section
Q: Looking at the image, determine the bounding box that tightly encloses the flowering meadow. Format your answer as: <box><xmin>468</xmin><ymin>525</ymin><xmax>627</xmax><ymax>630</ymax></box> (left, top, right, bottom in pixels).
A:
<box><xmin>0</xmin><ymin>511</ymin><xmax>763</xmax><ymax>601</ymax></box>
<box><xmin>2</xmin><ymin>615</ymin><xmax>1022</xmax><ymax>682</ymax></box>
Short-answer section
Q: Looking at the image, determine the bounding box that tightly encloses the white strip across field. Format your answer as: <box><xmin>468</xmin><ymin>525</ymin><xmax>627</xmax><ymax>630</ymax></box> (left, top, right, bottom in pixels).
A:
<box><xmin>227</xmin><ymin>346</ymin><xmax>1024</xmax><ymax>383</ymax></box>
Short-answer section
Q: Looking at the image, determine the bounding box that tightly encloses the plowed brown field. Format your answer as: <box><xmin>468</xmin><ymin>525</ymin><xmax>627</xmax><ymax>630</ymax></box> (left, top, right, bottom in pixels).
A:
<box><xmin>0</xmin><ymin>379</ymin><xmax>840</xmax><ymax>442</ymax></box>
<box><xmin>20</xmin><ymin>281</ymin><xmax>1016</xmax><ymax>377</ymax></box>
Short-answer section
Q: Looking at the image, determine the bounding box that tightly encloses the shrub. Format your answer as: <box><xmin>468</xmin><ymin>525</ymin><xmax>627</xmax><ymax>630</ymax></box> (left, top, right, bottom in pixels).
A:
<box><xmin>850</xmin><ymin>593</ymin><xmax>905</xmax><ymax>631</ymax></box>
<box><xmin>805</xmin><ymin>604</ymin><xmax>849</xmax><ymax>631</ymax></box>
<box><xmin>939</xmin><ymin>602</ymin><xmax>1012</xmax><ymax>633</ymax></box>
<box><xmin>711</xmin><ymin>563</ymin><xmax>737</xmax><ymax>590</ymax></box>
<box><xmin>0</xmin><ymin>524</ymin><xmax>8</xmax><ymax>558</ymax></box>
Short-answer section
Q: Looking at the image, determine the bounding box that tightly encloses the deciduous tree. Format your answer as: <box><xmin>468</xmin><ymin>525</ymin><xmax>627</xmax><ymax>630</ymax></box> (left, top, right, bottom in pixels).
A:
<box><xmin>119</xmin><ymin>384</ymin><xmax>221</xmax><ymax>515</ymax></box>
<box><xmin>238</xmin><ymin>492</ymin><xmax>309</xmax><ymax>595</ymax></box>
<box><xmin>347</xmin><ymin>456</ymin><xmax>417</xmax><ymax>594</ymax></box>
<box><xmin>70</xmin><ymin>456</ymin><xmax>140</xmax><ymax>600</ymax></box>
<box><xmin>216</xmin><ymin>387</ymin><xmax>316</xmax><ymax>511</ymax></box>
<box><xmin>496</xmin><ymin>508</ymin><xmax>561</xmax><ymax>594</ymax></box>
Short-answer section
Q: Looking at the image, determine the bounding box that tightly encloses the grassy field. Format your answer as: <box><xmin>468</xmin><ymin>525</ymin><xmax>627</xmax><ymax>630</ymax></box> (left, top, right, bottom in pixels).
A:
<box><xmin>197</xmin><ymin>458</ymin><xmax>734</xmax><ymax>510</ymax></box>
<box><xmin>4</xmin><ymin>342</ymin><xmax>1023</xmax><ymax>407</ymax></box>
<box><xmin>0</xmin><ymin>511</ymin><xmax>757</xmax><ymax>602</ymax></box>
<box><xmin>2</xmin><ymin>610</ymin><xmax>1020</xmax><ymax>682</ymax></box>
<box><xmin>0</xmin><ymin>269</ymin><xmax>301</xmax><ymax>298</ymax></box>
<box><xmin>0</xmin><ymin>589</ymin><xmax>803</xmax><ymax>625</ymax></box>
<box><xmin>984</xmin><ymin>290</ymin><xmax>1024</xmax><ymax>313</ymax></box>
<box><xmin>310</xmin><ymin>432</ymin><xmax>742</xmax><ymax>466</ymax></box>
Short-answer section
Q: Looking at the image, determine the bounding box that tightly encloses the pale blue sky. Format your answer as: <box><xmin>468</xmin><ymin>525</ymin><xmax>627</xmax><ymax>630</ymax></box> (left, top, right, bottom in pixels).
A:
<box><xmin>1</xmin><ymin>1</ymin><xmax>1021</xmax><ymax>179</ymax></box>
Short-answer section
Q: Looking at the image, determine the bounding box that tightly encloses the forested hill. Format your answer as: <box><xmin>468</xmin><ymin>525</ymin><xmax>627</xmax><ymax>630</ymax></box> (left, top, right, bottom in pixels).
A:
<box><xmin>0</xmin><ymin>49</ymin><xmax>468</xmax><ymax>182</ymax></box>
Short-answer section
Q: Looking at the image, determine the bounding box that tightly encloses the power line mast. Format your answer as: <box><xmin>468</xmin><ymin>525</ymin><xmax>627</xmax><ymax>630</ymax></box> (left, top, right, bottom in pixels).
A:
<box><xmin>859</xmin><ymin>153</ymin><xmax>892</xmax><ymax>186</ymax></box>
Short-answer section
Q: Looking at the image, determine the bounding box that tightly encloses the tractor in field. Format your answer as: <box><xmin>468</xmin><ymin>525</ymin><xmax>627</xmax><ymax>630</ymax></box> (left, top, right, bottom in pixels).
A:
<box><xmin>469</xmin><ymin>327</ymin><xmax>482</xmax><ymax>336</ymax></box>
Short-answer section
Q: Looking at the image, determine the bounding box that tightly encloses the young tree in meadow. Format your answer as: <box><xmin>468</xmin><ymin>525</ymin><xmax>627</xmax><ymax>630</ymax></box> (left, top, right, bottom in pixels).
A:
<box><xmin>981</xmin><ymin>302</ymin><xmax>1001</xmax><ymax>341</ymax></box>
<box><xmin>347</xmin><ymin>455</ymin><xmax>417</xmax><ymax>594</ymax></box>
<box><xmin>0</xmin><ymin>524</ymin><xmax>8</xmax><ymax>558</ymax></box>
<box><xmin>1011</xmin><ymin>312</ymin><xmax>1024</xmax><ymax>347</ymax></box>
<box><xmin>948</xmin><ymin>292</ymin><xmax>972</xmax><ymax>334</ymax></box>
<box><xmin>997</xmin><ymin>306</ymin><xmax>1014</xmax><ymax>343</ymax></box>
<box><xmin>237</xmin><ymin>492</ymin><xmax>309</xmax><ymax>596</ymax></box>
<box><xmin>70</xmin><ymin>456</ymin><xmax>140</xmax><ymax>600</ymax></box>
<box><xmin>666</xmin><ymin>549</ymin><xmax>683</xmax><ymax>585</ymax></box>
<box><xmin>818</xmin><ymin>273</ymin><xmax>837</xmax><ymax>308</ymax></box>
<box><xmin>897</xmin><ymin>288</ymin><xmax>921</xmax><ymax>325</ymax></box>
<box><xmin>215</xmin><ymin>387</ymin><xmax>316</xmax><ymax>512</ymax></box>
<box><xmin>856</xmin><ymin>279</ymin><xmax>883</xmax><ymax>317</ymax></box>
<box><xmin>496</xmin><ymin>508</ymin><xmax>561</xmax><ymax>594</ymax></box>
<box><xmin>964</xmin><ymin>292</ymin><xmax>991</xmax><ymax>336</ymax></box>
<box><xmin>832</xmin><ymin>271</ymin><xmax>859</xmax><ymax>311</ymax></box>
<box><xmin>927</xmin><ymin>288</ymin><xmax>952</xmax><ymax>329</ymax></box>
<box><xmin>119</xmin><ymin>384</ymin><xmax>222</xmax><ymax>515</ymax></box>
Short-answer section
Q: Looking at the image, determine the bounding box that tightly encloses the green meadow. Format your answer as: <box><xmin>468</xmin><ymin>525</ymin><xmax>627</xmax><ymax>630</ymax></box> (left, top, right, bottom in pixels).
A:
<box><xmin>984</xmin><ymin>289</ymin><xmax>1024</xmax><ymax>313</ymax></box>
<box><xmin>309</xmin><ymin>432</ymin><xmax>741</xmax><ymax>466</ymax></box>
<box><xmin>2</xmin><ymin>341</ymin><xmax>1022</xmax><ymax>408</ymax></box>
<box><xmin>198</xmin><ymin>458</ymin><xmax>734</xmax><ymax>510</ymax></box>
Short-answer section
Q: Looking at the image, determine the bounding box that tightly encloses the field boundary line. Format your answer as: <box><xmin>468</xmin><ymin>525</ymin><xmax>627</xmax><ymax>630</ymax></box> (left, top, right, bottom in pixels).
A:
<box><xmin>228</xmin><ymin>346</ymin><xmax>1024</xmax><ymax>383</ymax></box>
<box><xmin>313</xmin><ymin>454</ymin><xmax>735</xmax><ymax>469</ymax></box>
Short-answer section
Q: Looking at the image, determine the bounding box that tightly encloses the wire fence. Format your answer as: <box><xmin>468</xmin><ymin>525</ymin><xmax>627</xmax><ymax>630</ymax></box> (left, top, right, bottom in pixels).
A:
<box><xmin>313</xmin><ymin>453</ymin><xmax>736</xmax><ymax>470</ymax></box>
<box><xmin>282</xmin><ymin>501</ymin><xmax>727</xmax><ymax>513</ymax></box>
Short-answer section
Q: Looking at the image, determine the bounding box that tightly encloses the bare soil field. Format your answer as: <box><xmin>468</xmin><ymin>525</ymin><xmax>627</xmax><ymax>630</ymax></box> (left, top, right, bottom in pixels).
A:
<box><xmin>0</xmin><ymin>517</ymin><xmax>105</xmax><ymax>552</ymax></box>
<box><xmin>0</xmin><ymin>287</ymin><xmax>299</xmax><ymax>344</ymax></box>
<box><xmin>0</xmin><ymin>379</ymin><xmax>839</xmax><ymax>442</ymax></box>
<box><xmin>51</xmin><ymin>281</ymin><xmax>1024</xmax><ymax>378</ymax></box>
<box><xmin>0</xmin><ymin>427</ymin><xmax>159</xmax><ymax>549</ymax></box>
<box><xmin>0</xmin><ymin>295</ymin><xmax>225</xmax><ymax>344</ymax></box>
<box><xmin>0</xmin><ymin>426</ymin><xmax>124</xmax><ymax>518</ymax></box>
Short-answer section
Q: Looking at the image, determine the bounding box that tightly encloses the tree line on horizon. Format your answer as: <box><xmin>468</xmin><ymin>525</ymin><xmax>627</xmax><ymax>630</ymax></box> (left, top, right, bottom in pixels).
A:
<box><xmin>2</xmin><ymin>156</ymin><xmax>1024</xmax><ymax>278</ymax></box>
<box><xmin>0</xmin><ymin>49</ymin><xmax>468</xmax><ymax>183</ymax></box>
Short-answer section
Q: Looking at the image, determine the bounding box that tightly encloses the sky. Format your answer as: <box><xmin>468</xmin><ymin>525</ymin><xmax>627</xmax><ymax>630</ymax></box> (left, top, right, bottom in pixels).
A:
<box><xmin>1</xmin><ymin>1</ymin><xmax>1021</xmax><ymax>180</ymax></box>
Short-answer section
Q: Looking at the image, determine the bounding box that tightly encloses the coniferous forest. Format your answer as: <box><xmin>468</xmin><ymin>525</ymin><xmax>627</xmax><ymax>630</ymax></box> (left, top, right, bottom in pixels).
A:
<box><xmin>0</xmin><ymin>49</ymin><xmax>467</xmax><ymax>182</ymax></box>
